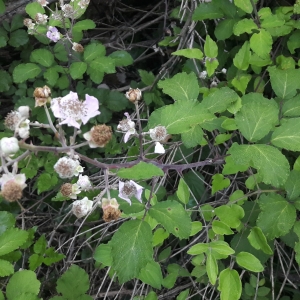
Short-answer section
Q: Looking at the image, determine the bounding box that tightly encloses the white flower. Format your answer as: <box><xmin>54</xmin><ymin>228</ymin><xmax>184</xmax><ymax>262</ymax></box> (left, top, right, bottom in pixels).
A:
<box><xmin>35</xmin><ymin>13</ymin><xmax>48</xmax><ymax>25</ymax></box>
<box><xmin>77</xmin><ymin>175</ymin><xmax>92</xmax><ymax>191</ymax></box>
<box><xmin>37</xmin><ymin>0</ymin><xmax>49</xmax><ymax>6</ymax></box>
<box><xmin>18</xmin><ymin>119</ymin><xmax>30</xmax><ymax>139</ymax></box>
<box><xmin>0</xmin><ymin>173</ymin><xmax>27</xmax><ymax>202</ymax></box>
<box><xmin>72</xmin><ymin>197</ymin><xmax>93</xmax><ymax>218</ymax></box>
<box><xmin>154</xmin><ymin>142</ymin><xmax>165</xmax><ymax>154</ymax></box>
<box><xmin>54</xmin><ymin>157</ymin><xmax>83</xmax><ymax>178</ymax></box>
<box><xmin>200</xmin><ymin>71</ymin><xmax>207</xmax><ymax>79</ymax></box>
<box><xmin>125</xmin><ymin>88</ymin><xmax>142</xmax><ymax>103</ymax></box>
<box><xmin>118</xmin><ymin>180</ymin><xmax>143</xmax><ymax>205</ymax></box>
<box><xmin>0</xmin><ymin>173</ymin><xmax>26</xmax><ymax>190</ymax></box>
<box><xmin>0</xmin><ymin>137</ymin><xmax>19</xmax><ymax>156</ymax></box>
<box><xmin>221</xmin><ymin>68</ymin><xmax>227</xmax><ymax>74</ymax></box>
<box><xmin>149</xmin><ymin>126</ymin><xmax>167</xmax><ymax>142</ymax></box>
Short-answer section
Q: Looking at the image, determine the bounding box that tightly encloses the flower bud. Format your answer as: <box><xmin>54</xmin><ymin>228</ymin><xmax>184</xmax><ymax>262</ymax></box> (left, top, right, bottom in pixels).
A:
<box><xmin>101</xmin><ymin>198</ymin><xmax>121</xmax><ymax>222</ymax></box>
<box><xmin>77</xmin><ymin>175</ymin><xmax>92</xmax><ymax>191</ymax></box>
<box><xmin>0</xmin><ymin>137</ymin><xmax>19</xmax><ymax>156</ymax></box>
<box><xmin>34</xmin><ymin>86</ymin><xmax>51</xmax><ymax>107</ymax></box>
<box><xmin>125</xmin><ymin>88</ymin><xmax>142</xmax><ymax>103</ymax></box>
<box><xmin>83</xmin><ymin>124</ymin><xmax>112</xmax><ymax>148</ymax></box>
<box><xmin>72</xmin><ymin>42</ymin><xmax>84</xmax><ymax>53</ymax></box>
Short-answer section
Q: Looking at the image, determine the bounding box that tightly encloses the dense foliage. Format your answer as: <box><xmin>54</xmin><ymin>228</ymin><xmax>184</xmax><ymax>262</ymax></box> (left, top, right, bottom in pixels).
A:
<box><xmin>1</xmin><ymin>0</ymin><xmax>300</xmax><ymax>299</ymax></box>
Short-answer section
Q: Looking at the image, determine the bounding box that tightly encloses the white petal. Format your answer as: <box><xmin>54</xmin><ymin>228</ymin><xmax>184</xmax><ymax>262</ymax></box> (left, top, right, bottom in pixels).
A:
<box><xmin>154</xmin><ymin>142</ymin><xmax>165</xmax><ymax>154</ymax></box>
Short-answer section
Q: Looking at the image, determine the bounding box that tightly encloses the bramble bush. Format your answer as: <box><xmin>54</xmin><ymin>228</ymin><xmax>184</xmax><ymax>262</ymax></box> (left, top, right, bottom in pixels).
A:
<box><xmin>1</xmin><ymin>0</ymin><xmax>300</xmax><ymax>299</ymax></box>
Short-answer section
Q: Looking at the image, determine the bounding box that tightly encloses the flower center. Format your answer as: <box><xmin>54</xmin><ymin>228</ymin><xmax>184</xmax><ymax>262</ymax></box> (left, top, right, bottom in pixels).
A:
<box><xmin>121</xmin><ymin>181</ymin><xmax>137</xmax><ymax>198</ymax></box>
<box><xmin>59</xmin><ymin>98</ymin><xmax>87</xmax><ymax>121</ymax></box>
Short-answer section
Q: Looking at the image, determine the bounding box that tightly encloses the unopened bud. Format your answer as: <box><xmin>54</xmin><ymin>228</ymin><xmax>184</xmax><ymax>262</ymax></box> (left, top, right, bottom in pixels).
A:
<box><xmin>72</xmin><ymin>42</ymin><xmax>84</xmax><ymax>52</ymax></box>
<box><xmin>0</xmin><ymin>137</ymin><xmax>19</xmax><ymax>156</ymax></box>
<box><xmin>125</xmin><ymin>88</ymin><xmax>142</xmax><ymax>103</ymax></box>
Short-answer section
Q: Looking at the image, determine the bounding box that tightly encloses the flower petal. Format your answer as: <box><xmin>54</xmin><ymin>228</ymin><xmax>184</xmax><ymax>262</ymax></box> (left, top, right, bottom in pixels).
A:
<box><xmin>154</xmin><ymin>142</ymin><xmax>165</xmax><ymax>154</ymax></box>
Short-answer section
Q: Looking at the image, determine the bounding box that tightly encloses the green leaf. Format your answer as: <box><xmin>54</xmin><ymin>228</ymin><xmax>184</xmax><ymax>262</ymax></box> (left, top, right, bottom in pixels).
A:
<box><xmin>13</xmin><ymin>63</ymin><xmax>41</xmax><ymax>83</ymax></box>
<box><xmin>6</xmin><ymin>270</ymin><xmax>40</xmax><ymax>299</ymax></box>
<box><xmin>190</xmin><ymin>221</ymin><xmax>203</xmax><ymax>236</ymax></box>
<box><xmin>138</xmin><ymin>70</ymin><xmax>155</xmax><ymax>85</ymax></box>
<box><xmin>233</xmin><ymin>19</ymin><xmax>258</xmax><ymax>36</ymax></box>
<box><xmin>249</xmin><ymin>53</ymin><xmax>272</xmax><ymax>67</ymax></box>
<box><xmin>271</xmin><ymin>118</ymin><xmax>300</xmax><ymax>151</ymax></box>
<box><xmin>188</xmin><ymin>243</ymin><xmax>209</xmax><ymax>255</ymax></box>
<box><xmin>30</xmin><ymin>49</ymin><xmax>54</xmax><ymax>67</ymax></box>
<box><xmin>212</xmin><ymin>174</ymin><xmax>230</xmax><ymax>195</ymax></box>
<box><xmin>0</xmin><ymin>228</ymin><xmax>28</xmax><ymax>256</ymax></box>
<box><xmin>29</xmin><ymin>254</ymin><xmax>43</xmax><ymax>271</ymax></box>
<box><xmin>117</xmin><ymin>161</ymin><xmax>163</xmax><ymax>180</ymax></box>
<box><xmin>282</xmin><ymin>95</ymin><xmax>300</xmax><ymax>117</ymax></box>
<box><xmin>25</xmin><ymin>2</ymin><xmax>45</xmax><ymax>19</ymax></box>
<box><xmin>109</xmin><ymin>50</ymin><xmax>133</xmax><ymax>67</ymax></box>
<box><xmin>89</xmin><ymin>57</ymin><xmax>115</xmax><ymax>74</ymax></box>
<box><xmin>138</xmin><ymin>261</ymin><xmax>163</xmax><ymax>289</ymax></box>
<box><xmin>0</xmin><ymin>70</ymin><xmax>12</xmax><ymax>92</ymax></box>
<box><xmin>235</xmin><ymin>94</ymin><xmax>278</xmax><ymax>142</ymax></box>
<box><xmin>8</xmin><ymin>29</ymin><xmax>28</xmax><ymax>47</ymax></box>
<box><xmin>236</xmin><ymin>252</ymin><xmax>264</xmax><ymax>272</ymax></box>
<box><xmin>0</xmin><ymin>259</ymin><xmax>14</xmax><ymax>277</ymax></box>
<box><xmin>94</xmin><ymin>243</ymin><xmax>112</xmax><ymax>266</ymax></box>
<box><xmin>87</xmin><ymin>65</ymin><xmax>104</xmax><ymax>84</ymax></box>
<box><xmin>210</xmin><ymin>241</ymin><xmax>235</xmax><ymax>256</ymax></box>
<box><xmin>158</xmin><ymin>72</ymin><xmax>199</xmax><ymax>102</ymax></box>
<box><xmin>56</xmin><ymin>265</ymin><xmax>89</xmax><ymax>298</ymax></box>
<box><xmin>70</xmin><ymin>62</ymin><xmax>87</xmax><ymax>79</ymax></box>
<box><xmin>250</xmin><ymin>29</ymin><xmax>272</xmax><ymax>59</ymax></box>
<box><xmin>0</xmin><ymin>0</ymin><xmax>6</xmax><ymax>14</ymax></box>
<box><xmin>176</xmin><ymin>178</ymin><xmax>190</xmax><ymax>204</ymax></box>
<box><xmin>233</xmin><ymin>41</ymin><xmax>251</xmax><ymax>70</ymax></box>
<box><xmin>201</xmin><ymin>87</ymin><xmax>240</xmax><ymax>113</ymax></box>
<box><xmin>105</xmin><ymin>90</ymin><xmax>128</xmax><ymax>112</ymax></box>
<box><xmin>111</xmin><ymin>220</ymin><xmax>153</xmax><ymax>283</ymax></box>
<box><xmin>148</xmin><ymin>101</ymin><xmax>215</xmax><ymax>134</ymax></box>
<box><xmin>181</xmin><ymin>125</ymin><xmax>204</xmax><ymax>148</ymax></box>
<box><xmin>172</xmin><ymin>48</ymin><xmax>203</xmax><ymax>59</ymax></box>
<box><xmin>214</xmin><ymin>19</ymin><xmax>236</xmax><ymax>40</ymax></box>
<box><xmin>145</xmin><ymin>291</ymin><xmax>158</xmax><ymax>300</ymax></box>
<box><xmin>0</xmin><ymin>211</ymin><xmax>15</xmax><ymax>234</ymax></box>
<box><xmin>54</xmin><ymin>43</ymin><xmax>68</xmax><ymax>62</ymax></box>
<box><xmin>215</xmin><ymin>204</ymin><xmax>244</xmax><ymax>229</ymax></box>
<box><xmin>177</xmin><ymin>289</ymin><xmax>190</xmax><ymax>300</ymax></box>
<box><xmin>268</xmin><ymin>66</ymin><xmax>300</xmax><ymax>99</ymax></box>
<box><xmin>205</xmin><ymin>58</ymin><xmax>219</xmax><ymax>77</ymax></box>
<box><xmin>285</xmin><ymin>170</ymin><xmax>300</xmax><ymax>200</ymax></box>
<box><xmin>152</xmin><ymin>228</ymin><xmax>169</xmax><ymax>246</ymax></box>
<box><xmin>83</xmin><ymin>43</ymin><xmax>105</xmax><ymax>62</ymax></box>
<box><xmin>44</xmin><ymin>67</ymin><xmax>59</xmax><ymax>86</ymax></box>
<box><xmin>212</xmin><ymin>220</ymin><xmax>234</xmax><ymax>235</ymax></box>
<box><xmin>192</xmin><ymin>2</ymin><xmax>224</xmax><ymax>21</ymax></box>
<box><xmin>215</xmin><ymin>133</ymin><xmax>232</xmax><ymax>145</ymax></box>
<box><xmin>232</xmin><ymin>74</ymin><xmax>251</xmax><ymax>94</ymax></box>
<box><xmin>149</xmin><ymin>200</ymin><xmax>192</xmax><ymax>239</ymax></box>
<box><xmin>247</xmin><ymin>227</ymin><xmax>273</xmax><ymax>255</ymax></box>
<box><xmin>34</xmin><ymin>234</ymin><xmax>46</xmax><ymax>254</ymax></box>
<box><xmin>37</xmin><ymin>173</ymin><xmax>57</xmax><ymax>194</ymax></box>
<box><xmin>234</xmin><ymin>0</ymin><xmax>253</xmax><ymax>13</ymax></box>
<box><xmin>261</xmin><ymin>14</ymin><xmax>285</xmax><ymax>28</ymax></box>
<box><xmin>227</xmin><ymin>143</ymin><xmax>289</xmax><ymax>187</ymax></box>
<box><xmin>257</xmin><ymin>194</ymin><xmax>296</xmax><ymax>239</ymax></box>
<box><xmin>73</xmin><ymin>19</ymin><xmax>96</xmax><ymax>31</ymax></box>
<box><xmin>218</xmin><ymin>269</ymin><xmax>242</xmax><ymax>300</ymax></box>
<box><xmin>206</xmin><ymin>251</ymin><xmax>218</xmax><ymax>285</ymax></box>
<box><xmin>204</xmin><ymin>35</ymin><xmax>218</xmax><ymax>58</ymax></box>
<box><xmin>287</xmin><ymin>30</ymin><xmax>300</xmax><ymax>54</ymax></box>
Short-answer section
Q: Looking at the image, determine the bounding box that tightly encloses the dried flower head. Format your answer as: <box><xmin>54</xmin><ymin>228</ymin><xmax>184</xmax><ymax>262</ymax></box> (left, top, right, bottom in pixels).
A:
<box><xmin>23</xmin><ymin>18</ymin><xmax>35</xmax><ymax>29</ymax></box>
<box><xmin>4</xmin><ymin>106</ymin><xmax>30</xmax><ymax>131</ymax></box>
<box><xmin>60</xmin><ymin>183</ymin><xmax>81</xmax><ymax>199</ymax></box>
<box><xmin>37</xmin><ymin>0</ymin><xmax>49</xmax><ymax>6</ymax></box>
<box><xmin>34</xmin><ymin>86</ymin><xmax>51</xmax><ymax>107</ymax></box>
<box><xmin>0</xmin><ymin>173</ymin><xmax>27</xmax><ymax>202</ymax></box>
<box><xmin>77</xmin><ymin>175</ymin><xmax>92</xmax><ymax>191</ymax></box>
<box><xmin>83</xmin><ymin>124</ymin><xmax>112</xmax><ymax>148</ymax></box>
<box><xmin>0</xmin><ymin>137</ymin><xmax>19</xmax><ymax>156</ymax></box>
<box><xmin>51</xmin><ymin>92</ymin><xmax>100</xmax><ymax>129</ymax></box>
<box><xmin>125</xmin><ymin>88</ymin><xmax>142</xmax><ymax>103</ymax></box>
<box><xmin>35</xmin><ymin>13</ymin><xmax>48</xmax><ymax>25</ymax></box>
<box><xmin>118</xmin><ymin>180</ymin><xmax>143</xmax><ymax>204</ymax></box>
<box><xmin>101</xmin><ymin>198</ymin><xmax>121</xmax><ymax>222</ymax></box>
<box><xmin>72</xmin><ymin>42</ymin><xmax>84</xmax><ymax>52</ymax></box>
<box><xmin>72</xmin><ymin>197</ymin><xmax>93</xmax><ymax>218</ymax></box>
<box><xmin>54</xmin><ymin>157</ymin><xmax>83</xmax><ymax>178</ymax></box>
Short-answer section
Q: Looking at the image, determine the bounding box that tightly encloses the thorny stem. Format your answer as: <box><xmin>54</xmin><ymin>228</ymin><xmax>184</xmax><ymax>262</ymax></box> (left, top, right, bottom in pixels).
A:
<box><xmin>134</xmin><ymin>101</ymin><xmax>144</xmax><ymax>158</ymax></box>
<box><xmin>104</xmin><ymin>169</ymin><xmax>111</xmax><ymax>200</ymax></box>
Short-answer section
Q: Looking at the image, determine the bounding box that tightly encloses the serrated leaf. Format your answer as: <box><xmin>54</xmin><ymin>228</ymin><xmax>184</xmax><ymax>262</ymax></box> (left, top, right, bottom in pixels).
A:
<box><xmin>30</xmin><ymin>49</ymin><xmax>54</xmax><ymax>67</ymax></box>
<box><xmin>138</xmin><ymin>261</ymin><xmax>163</xmax><ymax>289</ymax></box>
<box><xmin>138</xmin><ymin>70</ymin><xmax>155</xmax><ymax>85</ymax></box>
<box><xmin>247</xmin><ymin>227</ymin><xmax>273</xmax><ymax>255</ymax></box>
<box><xmin>206</xmin><ymin>251</ymin><xmax>218</xmax><ymax>285</ymax></box>
<box><xmin>192</xmin><ymin>2</ymin><xmax>224</xmax><ymax>21</ymax></box>
<box><xmin>214</xmin><ymin>18</ymin><xmax>235</xmax><ymax>40</ymax></box>
<box><xmin>70</xmin><ymin>62</ymin><xmax>87</xmax><ymax>79</ymax></box>
<box><xmin>176</xmin><ymin>178</ymin><xmax>190</xmax><ymax>204</ymax></box>
<box><xmin>25</xmin><ymin>2</ymin><xmax>45</xmax><ymax>19</ymax></box>
<box><xmin>201</xmin><ymin>87</ymin><xmax>239</xmax><ymax>113</ymax></box>
<box><xmin>73</xmin><ymin>19</ymin><xmax>96</xmax><ymax>31</ymax></box>
<box><xmin>261</xmin><ymin>14</ymin><xmax>285</xmax><ymax>28</ymax></box>
<box><xmin>233</xmin><ymin>19</ymin><xmax>258</xmax><ymax>36</ymax></box>
<box><xmin>106</xmin><ymin>90</ymin><xmax>128</xmax><ymax>112</ymax></box>
<box><xmin>148</xmin><ymin>101</ymin><xmax>215</xmax><ymax>134</ymax></box>
<box><xmin>282</xmin><ymin>95</ymin><xmax>300</xmax><ymax>117</ymax></box>
<box><xmin>235</xmin><ymin>94</ymin><xmax>278</xmax><ymax>142</ymax></box>
<box><xmin>0</xmin><ymin>70</ymin><xmax>12</xmax><ymax>92</ymax></box>
<box><xmin>117</xmin><ymin>162</ymin><xmax>163</xmax><ymax>180</ymax></box>
<box><xmin>212</xmin><ymin>220</ymin><xmax>234</xmax><ymax>235</ymax></box>
<box><xmin>87</xmin><ymin>65</ymin><xmax>104</xmax><ymax>84</ymax></box>
<box><xmin>109</xmin><ymin>50</ymin><xmax>133</xmax><ymax>67</ymax></box>
<box><xmin>94</xmin><ymin>244</ymin><xmax>112</xmax><ymax>266</ymax></box>
<box><xmin>257</xmin><ymin>194</ymin><xmax>296</xmax><ymax>239</ymax></box>
<box><xmin>227</xmin><ymin>143</ymin><xmax>289</xmax><ymax>187</ymax></box>
<box><xmin>271</xmin><ymin>118</ymin><xmax>300</xmax><ymax>151</ymax></box>
<box><xmin>285</xmin><ymin>170</ymin><xmax>300</xmax><ymax>200</ymax></box>
<box><xmin>37</xmin><ymin>173</ymin><xmax>55</xmax><ymax>194</ymax></box>
<box><xmin>89</xmin><ymin>57</ymin><xmax>115</xmax><ymax>74</ymax></box>
<box><xmin>13</xmin><ymin>63</ymin><xmax>41</xmax><ymax>83</ymax></box>
<box><xmin>8</xmin><ymin>29</ymin><xmax>28</xmax><ymax>47</ymax></box>
<box><xmin>158</xmin><ymin>72</ymin><xmax>199</xmax><ymax>102</ymax></box>
<box><xmin>215</xmin><ymin>204</ymin><xmax>244</xmax><ymax>229</ymax></box>
<box><xmin>56</xmin><ymin>265</ymin><xmax>89</xmax><ymax>298</ymax></box>
<box><xmin>6</xmin><ymin>270</ymin><xmax>40</xmax><ymax>299</ymax></box>
<box><xmin>172</xmin><ymin>48</ymin><xmax>203</xmax><ymax>59</ymax></box>
<box><xmin>0</xmin><ymin>259</ymin><xmax>14</xmax><ymax>277</ymax></box>
<box><xmin>181</xmin><ymin>125</ymin><xmax>204</xmax><ymax>148</ymax></box>
<box><xmin>212</xmin><ymin>174</ymin><xmax>230</xmax><ymax>195</ymax></box>
<box><xmin>250</xmin><ymin>29</ymin><xmax>272</xmax><ymax>59</ymax></box>
<box><xmin>204</xmin><ymin>35</ymin><xmax>218</xmax><ymax>58</ymax></box>
<box><xmin>233</xmin><ymin>41</ymin><xmax>251</xmax><ymax>70</ymax></box>
<box><xmin>287</xmin><ymin>30</ymin><xmax>300</xmax><ymax>54</ymax></box>
<box><xmin>234</xmin><ymin>0</ymin><xmax>253</xmax><ymax>13</ymax></box>
<box><xmin>111</xmin><ymin>220</ymin><xmax>153</xmax><ymax>283</ymax></box>
<box><xmin>149</xmin><ymin>201</ymin><xmax>191</xmax><ymax>239</ymax></box>
<box><xmin>232</xmin><ymin>74</ymin><xmax>251</xmax><ymax>94</ymax></box>
<box><xmin>44</xmin><ymin>67</ymin><xmax>59</xmax><ymax>86</ymax></box>
<box><xmin>83</xmin><ymin>43</ymin><xmax>106</xmax><ymax>62</ymax></box>
<box><xmin>236</xmin><ymin>252</ymin><xmax>264</xmax><ymax>272</ymax></box>
<box><xmin>218</xmin><ymin>268</ymin><xmax>242</xmax><ymax>300</ymax></box>
<box><xmin>0</xmin><ymin>228</ymin><xmax>28</xmax><ymax>256</ymax></box>
<box><xmin>205</xmin><ymin>58</ymin><xmax>219</xmax><ymax>77</ymax></box>
<box><xmin>268</xmin><ymin>66</ymin><xmax>300</xmax><ymax>99</ymax></box>
<box><xmin>0</xmin><ymin>211</ymin><xmax>15</xmax><ymax>235</ymax></box>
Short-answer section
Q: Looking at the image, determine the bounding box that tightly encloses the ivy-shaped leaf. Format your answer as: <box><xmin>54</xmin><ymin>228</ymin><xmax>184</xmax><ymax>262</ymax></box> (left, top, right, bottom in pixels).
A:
<box><xmin>111</xmin><ymin>220</ymin><xmax>153</xmax><ymax>283</ymax></box>
<box><xmin>227</xmin><ymin>143</ymin><xmax>289</xmax><ymax>187</ymax></box>
<box><xmin>257</xmin><ymin>194</ymin><xmax>296</xmax><ymax>239</ymax></box>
